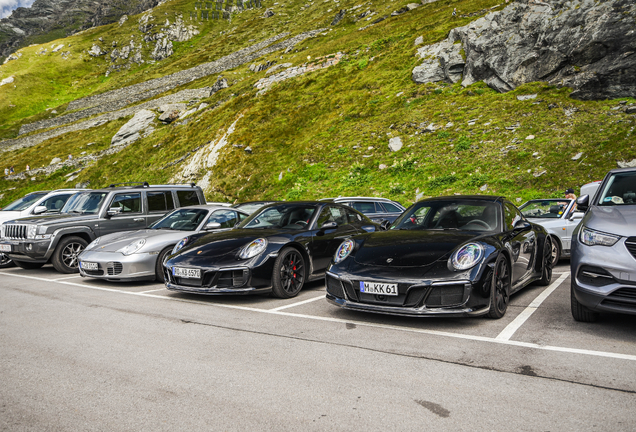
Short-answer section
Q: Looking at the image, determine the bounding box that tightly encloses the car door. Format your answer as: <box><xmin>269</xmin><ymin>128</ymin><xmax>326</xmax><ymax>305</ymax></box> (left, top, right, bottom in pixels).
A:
<box><xmin>504</xmin><ymin>202</ymin><xmax>536</xmax><ymax>284</ymax></box>
<box><xmin>146</xmin><ymin>190</ymin><xmax>176</xmax><ymax>225</ymax></box>
<box><xmin>99</xmin><ymin>192</ymin><xmax>146</xmax><ymax>236</ymax></box>
<box><xmin>309</xmin><ymin>205</ymin><xmax>359</xmax><ymax>274</ymax></box>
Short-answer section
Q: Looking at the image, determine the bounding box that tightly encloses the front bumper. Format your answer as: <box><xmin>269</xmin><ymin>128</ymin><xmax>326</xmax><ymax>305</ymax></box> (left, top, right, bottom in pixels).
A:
<box><xmin>1</xmin><ymin>239</ymin><xmax>53</xmax><ymax>263</ymax></box>
<box><xmin>571</xmin><ymin>236</ymin><xmax>636</xmax><ymax>315</ymax></box>
<box><xmin>78</xmin><ymin>250</ymin><xmax>156</xmax><ymax>281</ymax></box>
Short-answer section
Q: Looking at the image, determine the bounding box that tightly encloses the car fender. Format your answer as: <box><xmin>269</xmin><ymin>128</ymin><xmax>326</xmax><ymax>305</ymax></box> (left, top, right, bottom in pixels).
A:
<box><xmin>44</xmin><ymin>226</ymin><xmax>97</xmax><ymax>259</ymax></box>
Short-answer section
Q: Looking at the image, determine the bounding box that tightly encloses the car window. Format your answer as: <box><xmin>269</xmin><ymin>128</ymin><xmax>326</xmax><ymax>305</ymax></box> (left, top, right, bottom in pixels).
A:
<box><xmin>39</xmin><ymin>194</ymin><xmax>74</xmax><ymax>212</ymax></box>
<box><xmin>317</xmin><ymin>206</ymin><xmax>348</xmax><ymax>226</ymax></box>
<box><xmin>243</xmin><ymin>204</ymin><xmax>316</xmax><ymax>230</ymax></box>
<box><xmin>147</xmin><ymin>191</ymin><xmax>175</xmax><ymax>212</ymax></box>
<box><xmin>392</xmin><ymin>200</ymin><xmax>499</xmax><ymax>232</ymax></box>
<box><xmin>177</xmin><ymin>190</ymin><xmax>201</xmax><ymax>207</ymax></box>
<box><xmin>504</xmin><ymin>203</ymin><xmax>522</xmax><ymax>230</ymax></box>
<box><xmin>61</xmin><ymin>192</ymin><xmax>108</xmax><ymax>214</ymax></box>
<box><xmin>208</xmin><ymin>210</ymin><xmax>238</xmax><ymax>229</ymax></box>
<box><xmin>597</xmin><ymin>171</ymin><xmax>636</xmax><ymax>206</ymax></box>
<box><xmin>152</xmin><ymin>208</ymin><xmax>208</xmax><ymax>231</ymax></box>
<box><xmin>351</xmin><ymin>202</ymin><xmax>377</xmax><ymax>214</ymax></box>
<box><xmin>519</xmin><ymin>200</ymin><xmax>570</xmax><ymax>218</ymax></box>
<box><xmin>1</xmin><ymin>192</ymin><xmax>47</xmax><ymax>211</ymax></box>
<box><xmin>238</xmin><ymin>212</ymin><xmax>248</xmax><ymax>221</ymax></box>
<box><xmin>110</xmin><ymin>193</ymin><xmax>141</xmax><ymax>214</ymax></box>
<box><xmin>344</xmin><ymin>207</ymin><xmax>364</xmax><ymax>224</ymax></box>
<box><xmin>381</xmin><ymin>202</ymin><xmax>402</xmax><ymax>213</ymax></box>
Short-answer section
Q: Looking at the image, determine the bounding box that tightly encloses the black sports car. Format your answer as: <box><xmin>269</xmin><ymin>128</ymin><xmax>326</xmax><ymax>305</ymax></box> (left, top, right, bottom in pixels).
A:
<box><xmin>163</xmin><ymin>201</ymin><xmax>381</xmax><ymax>298</ymax></box>
<box><xmin>326</xmin><ymin>196</ymin><xmax>554</xmax><ymax>318</ymax></box>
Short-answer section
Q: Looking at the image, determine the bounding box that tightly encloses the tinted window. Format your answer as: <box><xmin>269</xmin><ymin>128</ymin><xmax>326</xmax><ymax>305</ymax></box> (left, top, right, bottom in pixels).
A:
<box><xmin>147</xmin><ymin>191</ymin><xmax>175</xmax><ymax>212</ymax></box>
<box><xmin>351</xmin><ymin>202</ymin><xmax>377</xmax><ymax>214</ymax></box>
<box><xmin>519</xmin><ymin>200</ymin><xmax>570</xmax><ymax>219</ymax></box>
<box><xmin>392</xmin><ymin>200</ymin><xmax>499</xmax><ymax>232</ymax></box>
<box><xmin>504</xmin><ymin>203</ymin><xmax>522</xmax><ymax>230</ymax></box>
<box><xmin>597</xmin><ymin>171</ymin><xmax>636</xmax><ymax>206</ymax></box>
<box><xmin>344</xmin><ymin>207</ymin><xmax>363</xmax><ymax>224</ymax></box>
<box><xmin>152</xmin><ymin>208</ymin><xmax>209</xmax><ymax>231</ymax></box>
<box><xmin>177</xmin><ymin>190</ymin><xmax>201</xmax><ymax>207</ymax></box>
<box><xmin>243</xmin><ymin>204</ymin><xmax>316</xmax><ymax>229</ymax></box>
<box><xmin>382</xmin><ymin>202</ymin><xmax>402</xmax><ymax>213</ymax></box>
<box><xmin>39</xmin><ymin>193</ymin><xmax>74</xmax><ymax>212</ymax></box>
<box><xmin>317</xmin><ymin>206</ymin><xmax>348</xmax><ymax>226</ymax></box>
<box><xmin>62</xmin><ymin>192</ymin><xmax>108</xmax><ymax>214</ymax></box>
<box><xmin>207</xmin><ymin>210</ymin><xmax>238</xmax><ymax>229</ymax></box>
<box><xmin>110</xmin><ymin>193</ymin><xmax>141</xmax><ymax>213</ymax></box>
<box><xmin>2</xmin><ymin>192</ymin><xmax>47</xmax><ymax>211</ymax></box>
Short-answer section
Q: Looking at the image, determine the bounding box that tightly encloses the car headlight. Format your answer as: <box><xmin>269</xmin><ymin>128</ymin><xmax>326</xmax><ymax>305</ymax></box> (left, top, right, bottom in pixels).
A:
<box><xmin>172</xmin><ymin>237</ymin><xmax>189</xmax><ymax>255</ymax></box>
<box><xmin>580</xmin><ymin>227</ymin><xmax>620</xmax><ymax>247</ymax></box>
<box><xmin>85</xmin><ymin>237</ymin><xmax>101</xmax><ymax>251</ymax></box>
<box><xmin>117</xmin><ymin>239</ymin><xmax>146</xmax><ymax>256</ymax></box>
<box><xmin>334</xmin><ymin>239</ymin><xmax>354</xmax><ymax>264</ymax></box>
<box><xmin>27</xmin><ymin>225</ymin><xmax>37</xmax><ymax>239</ymax></box>
<box><xmin>239</xmin><ymin>238</ymin><xmax>267</xmax><ymax>259</ymax></box>
<box><xmin>451</xmin><ymin>242</ymin><xmax>484</xmax><ymax>270</ymax></box>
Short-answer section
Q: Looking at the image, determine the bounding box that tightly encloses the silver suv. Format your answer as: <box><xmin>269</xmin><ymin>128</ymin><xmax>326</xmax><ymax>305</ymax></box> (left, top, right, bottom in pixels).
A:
<box><xmin>570</xmin><ymin>167</ymin><xmax>636</xmax><ymax>322</ymax></box>
<box><xmin>0</xmin><ymin>183</ymin><xmax>205</xmax><ymax>274</ymax></box>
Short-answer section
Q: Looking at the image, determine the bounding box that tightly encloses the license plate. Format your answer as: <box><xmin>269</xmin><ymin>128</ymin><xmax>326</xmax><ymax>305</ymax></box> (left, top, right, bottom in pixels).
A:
<box><xmin>80</xmin><ymin>261</ymin><xmax>98</xmax><ymax>270</ymax></box>
<box><xmin>0</xmin><ymin>244</ymin><xmax>11</xmax><ymax>253</ymax></box>
<box><xmin>360</xmin><ymin>281</ymin><xmax>398</xmax><ymax>296</ymax></box>
<box><xmin>173</xmin><ymin>267</ymin><xmax>201</xmax><ymax>279</ymax></box>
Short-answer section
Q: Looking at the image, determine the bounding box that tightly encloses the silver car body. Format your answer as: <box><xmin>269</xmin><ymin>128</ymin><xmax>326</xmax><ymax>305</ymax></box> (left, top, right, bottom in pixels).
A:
<box><xmin>571</xmin><ymin>167</ymin><xmax>636</xmax><ymax>317</ymax></box>
<box><xmin>78</xmin><ymin>205</ymin><xmax>248</xmax><ymax>281</ymax></box>
<box><xmin>519</xmin><ymin>198</ymin><xmax>583</xmax><ymax>260</ymax></box>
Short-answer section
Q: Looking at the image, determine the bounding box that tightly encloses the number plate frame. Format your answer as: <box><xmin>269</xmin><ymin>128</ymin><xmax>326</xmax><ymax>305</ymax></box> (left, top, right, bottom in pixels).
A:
<box><xmin>173</xmin><ymin>267</ymin><xmax>201</xmax><ymax>279</ymax></box>
<box><xmin>0</xmin><ymin>244</ymin><xmax>11</xmax><ymax>253</ymax></box>
<box><xmin>80</xmin><ymin>261</ymin><xmax>98</xmax><ymax>270</ymax></box>
<box><xmin>360</xmin><ymin>281</ymin><xmax>398</xmax><ymax>296</ymax></box>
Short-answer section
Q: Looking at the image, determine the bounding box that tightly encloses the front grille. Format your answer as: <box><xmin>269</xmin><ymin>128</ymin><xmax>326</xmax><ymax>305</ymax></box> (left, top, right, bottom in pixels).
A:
<box><xmin>84</xmin><ymin>269</ymin><xmax>104</xmax><ymax>276</ymax></box>
<box><xmin>626</xmin><ymin>237</ymin><xmax>636</xmax><ymax>260</ymax></box>
<box><xmin>425</xmin><ymin>284</ymin><xmax>466</xmax><ymax>308</ymax></box>
<box><xmin>4</xmin><ymin>224</ymin><xmax>28</xmax><ymax>239</ymax></box>
<box><xmin>217</xmin><ymin>270</ymin><xmax>247</xmax><ymax>288</ymax></box>
<box><xmin>326</xmin><ymin>275</ymin><xmax>345</xmax><ymax>298</ymax></box>
<box><xmin>342</xmin><ymin>280</ymin><xmax>358</xmax><ymax>301</ymax></box>
<box><xmin>601</xmin><ymin>288</ymin><xmax>636</xmax><ymax>311</ymax></box>
<box><xmin>578</xmin><ymin>265</ymin><xmax>615</xmax><ymax>287</ymax></box>
<box><xmin>106</xmin><ymin>262</ymin><xmax>123</xmax><ymax>276</ymax></box>
<box><xmin>404</xmin><ymin>287</ymin><xmax>427</xmax><ymax>307</ymax></box>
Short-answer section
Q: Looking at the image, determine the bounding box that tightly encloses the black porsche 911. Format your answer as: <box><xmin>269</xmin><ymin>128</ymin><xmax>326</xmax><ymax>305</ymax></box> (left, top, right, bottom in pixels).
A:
<box><xmin>163</xmin><ymin>201</ymin><xmax>380</xmax><ymax>298</ymax></box>
<box><xmin>326</xmin><ymin>196</ymin><xmax>554</xmax><ymax>318</ymax></box>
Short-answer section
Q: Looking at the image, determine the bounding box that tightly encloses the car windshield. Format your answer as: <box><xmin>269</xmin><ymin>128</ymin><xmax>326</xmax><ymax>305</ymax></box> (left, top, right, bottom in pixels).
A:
<box><xmin>597</xmin><ymin>171</ymin><xmax>636</xmax><ymax>206</ymax></box>
<box><xmin>2</xmin><ymin>192</ymin><xmax>47</xmax><ymax>211</ymax></box>
<box><xmin>241</xmin><ymin>204</ymin><xmax>317</xmax><ymax>230</ymax></box>
<box><xmin>61</xmin><ymin>192</ymin><xmax>108</xmax><ymax>214</ymax></box>
<box><xmin>235</xmin><ymin>202</ymin><xmax>273</xmax><ymax>214</ymax></box>
<box><xmin>519</xmin><ymin>200</ymin><xmax>571</xmax><ymax>218</ymax></box>
<box><xmin>151</xmin><ymin>208</ymin><xmax>209</xmax><ymax>231</ymax></box>
<box><xmin>391</xmin><ymin>200</ymin><xmax>500</xmax><ymax>232</ymax></box>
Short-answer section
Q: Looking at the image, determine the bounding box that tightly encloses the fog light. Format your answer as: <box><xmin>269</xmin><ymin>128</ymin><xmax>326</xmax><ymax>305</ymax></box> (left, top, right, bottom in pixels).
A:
<box><xmin>26</xmin><ymin>243</ymin><xmax>33</xmax><ymax>251</ymax></box>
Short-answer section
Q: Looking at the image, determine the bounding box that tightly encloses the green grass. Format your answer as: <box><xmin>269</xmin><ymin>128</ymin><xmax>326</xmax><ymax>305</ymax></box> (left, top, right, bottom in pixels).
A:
<box><xmin>1</xmin><ymin>0</ymin><xmax>635</xmax><ymax>208</ymax></box>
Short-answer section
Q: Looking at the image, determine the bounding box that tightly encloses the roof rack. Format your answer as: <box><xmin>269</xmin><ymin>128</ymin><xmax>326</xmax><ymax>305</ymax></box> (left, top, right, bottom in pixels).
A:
<box><xmin>107</xmin><ymin>182</ymin><xmax>150</xmax><ymax>188</ymax></box>
<box><xmin>146</xmin><ymin>183</ymin><xmax>198</xmax><ymax>188</ymax></box>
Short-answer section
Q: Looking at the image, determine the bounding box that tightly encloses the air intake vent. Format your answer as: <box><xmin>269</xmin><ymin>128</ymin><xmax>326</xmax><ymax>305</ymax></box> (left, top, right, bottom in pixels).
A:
<box><xmin>625</xmin><ymin>237</ymin><xmax>636</xmax><ymax>260</ymax></box>
<box><xmin>107</xmin><ymin>262</ymin><xmax>123</xmax><ymax>275</ymax></box>
<box><xmin>5</xmin><ymin>224</ymin><xmax>28</xmax><ymax>239</ymax></box>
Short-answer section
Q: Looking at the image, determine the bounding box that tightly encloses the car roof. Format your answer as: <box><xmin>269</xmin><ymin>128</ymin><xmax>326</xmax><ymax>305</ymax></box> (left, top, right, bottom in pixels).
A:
<box><xmin>322</xmin><ymin>196</ymin><xmax>399</xmax><ymax>203</ymax></box>
<box><xmin>86</xmin><ymin>183</ymin><xmax>202</xmax><ymax>193</ymax></box>
<box><xmin>419</xmin><ymin>195</ymin><xmax>505</xmax><ymax>203</ymax></box>
<box><xmin>607</xmin><ymin>167</ymin><xmax>636</xmax><ymax>175</ymax></box>
<box><xmin>180</xmin><ymin>204</ymin><xmax>248</xmax><ymax>214</ymax></box>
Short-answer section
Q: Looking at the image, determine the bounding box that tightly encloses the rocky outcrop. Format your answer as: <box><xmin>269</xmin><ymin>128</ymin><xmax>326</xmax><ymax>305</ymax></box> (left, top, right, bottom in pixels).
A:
<box><xmin>111</xmin><ymin>109</ymin><xmax>156</xmax><ymax>146</ymax></box>
<box><xmin>0</xmin><ymin>0</ymin><xmax>161</xmax><ymax>59</ymax></box>
<box><xmin>412</xmin><ymin>0</ymin><xmax>636</xmax><ymax>100</ymax></box>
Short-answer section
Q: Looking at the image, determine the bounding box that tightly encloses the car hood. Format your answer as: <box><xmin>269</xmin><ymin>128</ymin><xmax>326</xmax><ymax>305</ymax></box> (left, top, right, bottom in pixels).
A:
<box><xmin>177</xmin><ymin>228</ymin><xmax>283</xmax><ymax>260</ymax></box>
<box><xmin>93</xmin><ymin>229</ymin><xmax>196</xmax><ymax>252</ymax></box>
<box><xmin>0</xmin><ymin>211</ymin><xmax>24</xmax><ymax>224</ymax></box>
<box><xmin>4</xmin><ymin>213</ymin><xmax>98</xmax><ymax>225</ymax></box>
<box><xmin>353</xmin><ymin>230</ymin><xmax>481</xmax><ymax>267</ymax></box>
<box><xmin>585</xmin><ymin>206</ymin><xmax>636</xmax><ymax>237</ymax></box>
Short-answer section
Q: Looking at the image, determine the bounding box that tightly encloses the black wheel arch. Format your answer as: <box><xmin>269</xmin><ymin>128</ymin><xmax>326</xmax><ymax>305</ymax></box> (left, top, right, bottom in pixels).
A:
<box><xmin>280</xmin><ymin>242</ymin><xmax>311</xmax><ymax>279</ymax></box>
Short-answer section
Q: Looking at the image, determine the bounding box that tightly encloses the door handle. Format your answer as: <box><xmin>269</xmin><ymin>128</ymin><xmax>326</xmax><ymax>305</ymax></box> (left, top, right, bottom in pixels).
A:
<box><xmin>133</xmin><ymin>218</ymin><xmax>144</xmax><ymax>222</ymax></box>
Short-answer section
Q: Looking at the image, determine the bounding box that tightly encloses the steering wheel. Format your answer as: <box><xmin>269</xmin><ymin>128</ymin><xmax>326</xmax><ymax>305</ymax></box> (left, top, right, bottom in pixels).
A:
<box><xmin>294</xmin><ymin>221</ymin><xmax>308</xmax><ymax>227</ymax></box>
<box><xmin>464</xmin><ymin>219</ymin><xmax>491</xmax><ymax>230</ymax></box>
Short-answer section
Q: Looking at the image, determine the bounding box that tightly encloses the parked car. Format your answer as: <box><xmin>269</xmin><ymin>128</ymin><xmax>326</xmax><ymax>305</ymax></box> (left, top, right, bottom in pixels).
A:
<box><xmin>570</xmin><ymin>167</ymin><xmax>636</xmax><ymax>322</ymax></box>
<box><xmin>0</xmin><ymin>182</ymin><xmax>205</xmax><ymax>274</ymax></box>
<box><xmin>0</xmin><ymin>189</ymin><xmax>84</xmax><ymax>268</ymax></box>
<box><xmin>78</xmin><ymin>205</ymin><xmax>248</xmax><ymax>282</ymax></box>
<box><xmin>326</xmin><ymin>195</ymin><xmax>553</xmax><ymax>318</ymax></box>
<box><xmin>321</xmin><ymin>197</ymin><xmax>405</xmax><ymax>224</ymax></box>
<box><xmin>163</xmin><ymin>201</ymin><xmax>381</xmax><ymax>298</ymax></box>
<box><xmin>232</xmin><ymin>201</ymin><xmax>279</xmax><ymax>215</ymax></box>
<box><xmin>518</xmin><ymin>198</ymin><xmax>584</xmax><ymax>264</ymax></box>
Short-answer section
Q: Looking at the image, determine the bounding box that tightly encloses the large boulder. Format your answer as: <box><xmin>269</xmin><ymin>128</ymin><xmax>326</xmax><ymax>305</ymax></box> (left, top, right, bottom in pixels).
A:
<box><xmin>412</xmin><ymin>0</ymin><xmax>636</xmax><ymax>100</ymax></box>
<box><xmin>111</xmin><ymin>109</ymin><xmax>155</xmax><ymax>146</ymax></box>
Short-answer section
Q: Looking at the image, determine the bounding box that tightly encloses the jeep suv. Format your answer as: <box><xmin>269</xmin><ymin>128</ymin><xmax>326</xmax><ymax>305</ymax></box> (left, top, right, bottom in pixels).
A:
<box><xmin>0</xmin><ymin>183</ymin><xmax>205</xmax><ymax>273</ymax></box>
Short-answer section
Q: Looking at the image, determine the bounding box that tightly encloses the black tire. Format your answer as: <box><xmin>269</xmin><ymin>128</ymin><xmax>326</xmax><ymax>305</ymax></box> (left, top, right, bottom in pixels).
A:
<box><xmin>271</xmin><ymin>247</ymin><xmax>305</xmax><ymax>299</ymax></box>
<box><xmin>550</xmin><ymin>236</ymin><xmax>561</xmax><ymax>266</ymax></box>
<box><xmin>488</xmin><ymin>254</ymin><xmax>511</xmax><ymax>319</ymax></box>
<box><xmin>537</xmin><ymin>236</ymin><xmax>553</xmax><ymax>286</ymax></box>
<box><xmin>0</xmin><ymin>253</ymin><xmax>15</xmax><ymax>269</ymax></box>
<box><xmin>155</xmin><ymin>247</ymin><xmax>173</xmax><ymax>282</ymax></box>
<box><xmin>51</xmin><ymin>236</ymin><xmax>88</xmax><ymax>274</ymax></box>
<box><xmin>13</xmin><ymin>260</ymin><xmax>45</xmax><ymax>270</ymax></box>
<box><xmin>571</xmin><ymin>285</ymin><xmax>600</xmax><ymax>322</ymax></box>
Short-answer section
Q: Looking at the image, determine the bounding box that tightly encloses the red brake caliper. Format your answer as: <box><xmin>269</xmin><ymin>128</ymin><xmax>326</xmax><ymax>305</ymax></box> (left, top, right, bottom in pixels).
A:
<box><xmin>291</xmin><ymin>260</ymin><xmax>296</xmax><ymax>279</ymax></box>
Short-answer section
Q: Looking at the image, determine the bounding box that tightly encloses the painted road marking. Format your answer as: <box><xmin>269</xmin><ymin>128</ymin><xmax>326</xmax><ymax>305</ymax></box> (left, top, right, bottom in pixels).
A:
<box><xmin>496</xmin><ymin>272</ymin><xmax>569</xmax><ymax>341</ymax></box>
<box><xmin>269</xmin><ymin>295</ymin><xmax>326</xmax><ymax>311</ymax></box>
<box><xmin>139</xmin><ymin>288</ymin><xmax>168</xmax><ymax>294</ymax></box>
<box><xmin>3</xmin><ymin>271</ymin><xmax>635</xmax><ymax>362</ymax></box>
<box><xmin>51</xmin><ymin>275</ymin><xmax>84</xmax><ymax>281</ymax></box>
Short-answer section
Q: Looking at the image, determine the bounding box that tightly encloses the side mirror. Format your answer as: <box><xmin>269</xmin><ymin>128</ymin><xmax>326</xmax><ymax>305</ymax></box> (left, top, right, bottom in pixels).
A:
<box><xmin>107</xmin><ymin>207</ymin><xmax>123</xmax><ymax>217</ymax></box>
<box><xmin>569</xmin><ymin>211</ymin><xmax>584</xmax><ymax>221</ymax></box>
<box><xmin>204</xmin><ymin>222</ymin><xmax>222</xmax><ymax>230</ymax></box>
<box><xmin>33</xmin><ymin>205</ymin><xmax>48</xmax><ymax>215</ymax></box>
<box><xmin>380</xmin><ymin>220</ymin><xmax>391</xmax><ymax>231</ymax></box>
<box><xmin>321</xmin><ymin>221</ymin><xmax>338</xmax><ymax>230</ymax></box>
<box><xmin>513</xmin><ymin>220</ymin><xmax>531</xmax><ymax>231</ymax></box>
<box><xmin>576</xmin><ymin>195</ymin><xmax>589</xmax><ymax>212</ymax></box>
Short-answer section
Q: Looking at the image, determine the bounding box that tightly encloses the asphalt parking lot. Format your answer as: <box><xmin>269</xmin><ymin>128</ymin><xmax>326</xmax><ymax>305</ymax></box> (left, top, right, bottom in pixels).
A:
<box><xmin>2</xmin><ymin>261</ymin><xmax>636</xmax><ymax>430</ymax></box>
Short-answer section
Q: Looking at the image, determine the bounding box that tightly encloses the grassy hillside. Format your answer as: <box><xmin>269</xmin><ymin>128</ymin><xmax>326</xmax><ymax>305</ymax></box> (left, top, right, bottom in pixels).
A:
<box><xmin>0</xmin><ymin>0</ymin><xmax>634</xmax><ymax>208</ymax></box>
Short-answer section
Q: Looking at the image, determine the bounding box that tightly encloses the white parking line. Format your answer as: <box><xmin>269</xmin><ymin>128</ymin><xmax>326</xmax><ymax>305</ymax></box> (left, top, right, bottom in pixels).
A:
<box><xmin>51</xmin><ymin>275</ymin><xmax>84</xmax><ymax>281</ymax></box>
<box><xmin>496</xmin><ymin>273</ymin><xmax>569</xmax><ymax>341</ymax></box>
<box><xmin>269</xmin><ymin>295</ymin><xmax>326</xmax><ymax>311</ymax></box>
<box><xmin>3</xmin><ymin>271</ymin><xmax>636</xmax><ymax>362</ymax></box>
<box><xmin>138</xmin><ymin>288</ymin><xmax>168</xmax><ymax>294</ymax></box>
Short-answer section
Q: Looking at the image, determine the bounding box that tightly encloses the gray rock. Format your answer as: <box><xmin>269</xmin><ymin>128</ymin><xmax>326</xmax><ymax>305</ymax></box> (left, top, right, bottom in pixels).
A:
<box><xmin>151</xmin><ymin>37</ymin><xmax>173</xmax><ymax>61</ymax></box>
<box><xmin>618</xmin><ymin>159</ymin><xmax>636</xmax><ymax>168</ymax></box>
<box><xmin>406</xmin><ymin>3</ymin><xmax>420</xmax><ymax>11</ymax></box>
<box><xmin>480</xmin><ymin>184</ymin><xmax>488</xmax><ymax>191</ymax></box>
<box><xmin>331</xmin><ymin>10</ymin><xmax>346</xmax><ymax>26</ymax></box>
<box><xmin>158</xmin><ymin>110</ymin><xmax>180</xmax><ymax>124</ymax></box>
<box><xmin>517</xmin><ymin>94</ymin><xmax>537</xmax><ymax>101</ymax></box>
<box><xmin>157</xmin><ymin>103</ymin><xmax>187</xmax><ymax>113</ymax></box>
<box><xmin>0</xmin><ymin>76</ymin><xmax>14</xmax><ymax>86</ymax></box>
<box><xmin>50</xmin><ymin>157</ymin><xmax>62</xmax><ymax>165</ymax></box>
<box><xmin>88</xmin><ymin>44</ymin><xmax>105</xmax><ymax>57</ymax></box>
<box><xmin>571</xmin><ymin>152</ymin><xmax>583</xmax><ymax>161</ymax></box>
<box><xmin>111</xmin><ymin>109</ymin><xmax>155</xmax><ymax>146</ymax></box>
<box><xmin>414</xmin><ymin>36</ymin><xmax>423</xmax><ymax>46</ymax></box>
<box><xmin>388</xmin><ymin>137</ymin><xmax>403</xmax><ymax>152</ymax></box>
<box><xmin>245</xmin><ymin>146</ymin><xmax>253</xmax><ymax>154</ymax></box>
<box><xmin>379</xmin><ymin>164</ymin><xmax>388</xmax><ymax>170</ymax></box>
<box><xmin>412</xmin><ymin>0</ymin><xmax>636</xmax><ymax>100</ymax></box>
<box><xmin>626</xmin><ymin>106</ymin><xmax>636</xmax><ymax>114</ymax></box>
<box><xmin>263</xmin><ymin>9</ymin><xmax>274</xmax><ymax>18</ymax></box>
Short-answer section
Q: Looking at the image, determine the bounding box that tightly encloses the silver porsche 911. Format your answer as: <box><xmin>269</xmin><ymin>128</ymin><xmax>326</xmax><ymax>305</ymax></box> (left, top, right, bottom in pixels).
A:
<box><xmin>78</xmin><ymin>205</ymin><xmax>248</xmax><ymax>282</ymax></box>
